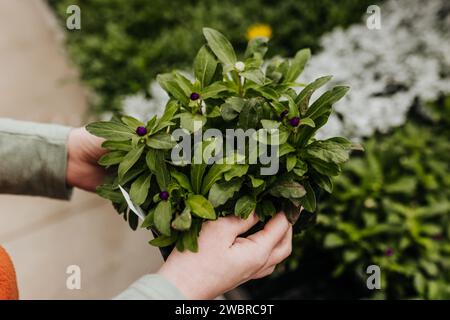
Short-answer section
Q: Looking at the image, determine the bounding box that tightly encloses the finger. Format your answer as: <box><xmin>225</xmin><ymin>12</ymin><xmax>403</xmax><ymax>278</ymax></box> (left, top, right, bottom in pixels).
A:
<box><xmin>259</xmin><ymin>224</ymin><xmax>292</xmax><ymax>270</ymax></box>
<box><xmin>203</xmin><ymin>213</ymin><xmax>259</xmax><ymax>244</ymax></box>
<box><xmin>247</xmin><ymin>212</ymin><xmax>290</xmax><ymax>252</ymax></box>
<box><xmin>225</xmin><ymin>212</ymin><xmax>260</xmax><ymax>238</ymax></box>
<box><xmin>251</xmin><ymin>265</ymin><xmax>276</xmax><ymax>280</ymax></box>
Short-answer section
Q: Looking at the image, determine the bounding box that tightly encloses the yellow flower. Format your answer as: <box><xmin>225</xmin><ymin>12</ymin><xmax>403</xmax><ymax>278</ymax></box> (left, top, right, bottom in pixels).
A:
<box><xmin>246</xmin><ymin>24</ymin><xmax>272</xmax><ymax>41</ymax></box>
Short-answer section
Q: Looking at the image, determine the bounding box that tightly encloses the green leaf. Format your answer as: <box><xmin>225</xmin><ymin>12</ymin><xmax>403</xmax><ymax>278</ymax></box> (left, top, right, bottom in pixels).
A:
<box><xmin>286</xmin><ymin>154</ymin><xmax>297</xmax><ymax>172</ymax></box>
<box><xmin>201</xmin><ymin>164</ymin><xmax>233</xmax><ymax>195</ymax></box>
<box><xmin>141</xmin><ymin>208</ymin><xmax>155</xmax><ymax>228</ymax></box>
<box><xmin>256</xmin><ymin>200</ymin><xmax>276</xmax><ymax>218</ymax></box>
<box><xmin>113</xmin><ymin>167</ymin><xmax>145</xmax><ymax>188</ymax></box>
<box><xmin>149</xmin><ymin>234</ymin><xmax>177</xmax><ymax>247</ymax></box>
<box><xmin>86</xmin><ymin>121</ymin><xmax>135</xmax><ymax>141</ymax></box>
<box><xmin>186</xmin><ymin>195</ymin><xmax>216</xmax><ymax>219</ymax></box>
<box><xmin>118</xmin><ymin>145</ymin><xmax>145</xmax><ymax>181</ymax></box>
<box><xmin>241</xmin><ymin>69</ymin><xmax>265</xmax><ymax>85</ymax></box>
<box><xmin>220</xmin><ymin>97</ymin><xmax>245</xmax><ymax>121</ymax></box>
<box><xmin>102</xmin><ymin>140</ymin><xmax>132</xmax><ymax>152</ymax></box>
<box><xmin>157</xmin><ymin>73</ymin><xmax>189</xmax><ymax>105</ymax></box>
<box><xmin>191</xmin><ymin>163</ymin><xmax>207</xmax><ymax>195</ymax></box>
<box><xmin>173</xmin><ymin>72</ymin><xmax>194</xmax><ymax>97</ymax></box>
<box><xmin>146</xmin><ymin>115</ymin><xmax>158</xmax><ymax>132</ymax></box>
<box><xmin>208</xmin><ymin>179</ymin><xmax>242</xmax><ymax>207</ymax></box>
<box><xmin>309</xmin><ymin>158</ymin><xmax>341</xmax><ymax>176</ymax></box>
<box><xmin>235</xmin><ymin>195</ymin><xmax>256</xmax><ymax>219</ymax></box>
<box><xmin>195</xmin><ymin>46</ymin><xmax>218</xmax><ymax>89</ymax></box>
<box><xmin>154</xmin><ymin>200</ymin><xmax>172</xmax><ymax>236</ymax></box>
<box><xmin>261</xmin><ymin>119</ymin><xmax>280</xmax><ymax>130</ymax></box>
<box><xmin>249</xmin><ymin>175</ymin><xmax>265</xmax><ymax>188</ymax></box>
<box><xmin>180</xmin><ymin>222</ymin><xmax>201</xmax><ymax>252</ymax></box>
<box><xmin>300</xmin><ymin>181</ymin><xmax>316</xmax><ymax>212</ymax></box>
<box><xmin>306</xmin><ymin>86</ymin><xmax>349</xmax><ymax>120</ymax></box>
<box><xmin>285</xmin><ymin>48</ymin><xmax>311</xmax><ymax>83</ymax></box>
<box><xmin>238</xmin><ymin>98</ymin><xmax>264</xmax><ymax>130</ymax></box>
<box><xmin>278</xmin><ymin>143</ymin><xmax>296</xmax><ymax>157</ymax></box>
<box><xmin>130</xmin><ymin>174</ymin><xmax>152</xmax><ymax>206</ymax></box>
<box><xmin>171</xmin><ymin>207</ymin><xmax>192</xmax><ymax>231</ymax></box>
<box><xmin>147</xmin><ymin>132</ymin><xmax>176</xmax><ymax>149</ymax></box>
<box><xmin>305</xmin><ymin>139</ymin><xmax>351</xmax><ymax>164</ymax></box>
<box><xmin>201</xmin><ymin>82</ymin><xmax>228</xmax><ymax>100</ymax></box>
<box><xmin>295</xmin><ymin>76</ymin><xmax>332</xmax><ymax>114</ymax></box>
<box><xmin>324</xmin><ymin>233</ymin><xmax>345</xmax><ymax>248</ymax></box>
<box><xmin>170</xmin><ymin>170</ymin><xmax>193</xmax><ymax>192</ymax></box>
<box><xmin>153</xmin><ymin>100</ymin><xmax>179</xmax><ymax>133</ymax></box>
<box><xmin>179</xmin><ymin>113</ymin><xmax>206</xmax><ymax>133</ymax></box>
<box><xmin>121</xmin><ymin>115</ymin><xmax>144</xmax><ymax>129</ymax></box>
<box><xmin>269</xmin><ymin>178</ymin><xmax>306</xmax><ymax>199</ymax></box>
<box><xmin>146</xmin><ymin>149</ymin><xmax>171</xmax><ymax>189</ymax></box>
<box><xmin>252</xmin><ymin>86</ymin><xmax>280</xmax><ymax>100</ymax></box>
<box><xmin>203</xmin><ymin>27</ymin><xmax>237</xmax><ymax>67</ymax></box>
<box><xmin>128</xmin><ymin>209</ymin><xmax>139</xmax><ymax>230</ymax></box>
<box><xmin>98</xmin><ymin>150</ymin><xmax>126</xmax><ymax>166</ymax></box>
<box><xmin>96</xmin><ymin>184</ymin><xmax>124</xmax><ymax>203</ymax></box>
<box><xmin>300</xmin><ymin>117</ymin><xmax>315</xmax><ymax>127</ymax></box>
<box><xmin>312</xmin><ymin>173</ymin><xmax>333</xmax><ymax>193</ymax></box>
<box><xmin>145</xmin><ymin>148</ymin><xmax>157</xmax><ymax>172</ymax></box>
<box><xmin>292</xmin><ymin>158</ymin><xmax>308</xmax><ymax>177</ymax></box>
<box><xmin>224</xmin><ymin>165</ymin><xmax>249</xmax><ymax>181</ymax></box>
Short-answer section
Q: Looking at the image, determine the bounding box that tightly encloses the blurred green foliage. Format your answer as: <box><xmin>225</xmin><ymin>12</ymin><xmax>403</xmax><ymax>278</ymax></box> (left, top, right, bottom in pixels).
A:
<box><xmin>280</xmin><ymin>97</ymin><xmax>450</xmax><ymax>299</ymax></box>
<box><xmin>48</xmin><ymin>0</ymin><xmax>376</xmax><ymax>113</ymax></box>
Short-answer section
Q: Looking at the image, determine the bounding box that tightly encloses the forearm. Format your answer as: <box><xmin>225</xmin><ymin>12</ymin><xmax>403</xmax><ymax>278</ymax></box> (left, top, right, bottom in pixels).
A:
<box><xmin>0</xmin><ymin>118</ymin><xmax>73</xmax><ymax>199</ymax></box>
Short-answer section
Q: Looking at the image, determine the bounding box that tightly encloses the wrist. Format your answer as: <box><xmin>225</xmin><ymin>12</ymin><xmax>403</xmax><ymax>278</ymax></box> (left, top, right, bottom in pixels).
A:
<box><xmin>157</xmin><ymin>262</ymin><xmax>212</xmax><ymax>300</ymax></box>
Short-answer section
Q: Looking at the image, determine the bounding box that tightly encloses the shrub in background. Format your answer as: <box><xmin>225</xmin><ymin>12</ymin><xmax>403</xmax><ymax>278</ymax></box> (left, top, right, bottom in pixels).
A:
<box><xmin>47</xmin><ymin>0</ymin><xmax>376</xmax><ymax>113</ymax></box>
<box><xmin>246</xmin><ymin>97</ymin><xmax>450</xmax><ymax>299</ymax></box>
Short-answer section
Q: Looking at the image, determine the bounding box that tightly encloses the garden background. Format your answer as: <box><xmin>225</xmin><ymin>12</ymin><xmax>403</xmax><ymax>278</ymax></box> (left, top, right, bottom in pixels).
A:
<box><xmin>0</xmin><ymin>0</ymin><xmax>448</xmax><ymax>299</ymax></box>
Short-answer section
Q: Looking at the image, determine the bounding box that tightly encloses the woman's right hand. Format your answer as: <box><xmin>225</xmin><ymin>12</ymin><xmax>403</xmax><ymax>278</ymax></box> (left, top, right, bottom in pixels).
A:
<box><xmin>158</xmin><ymin>212</ymin><xmax>292</xmax><ymax>299</ymax></box>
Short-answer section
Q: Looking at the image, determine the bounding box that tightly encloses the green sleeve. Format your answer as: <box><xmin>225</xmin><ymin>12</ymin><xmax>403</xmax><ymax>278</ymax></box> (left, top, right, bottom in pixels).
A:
<box><xmin>0</xmin><ymin>118</ymin><xmax>73</xmax><ymax>200</ymax></box>
<box><xmin>114</xmin><ymin>274</ymin><xmax>186</xmax><ymax>300</ymax></box>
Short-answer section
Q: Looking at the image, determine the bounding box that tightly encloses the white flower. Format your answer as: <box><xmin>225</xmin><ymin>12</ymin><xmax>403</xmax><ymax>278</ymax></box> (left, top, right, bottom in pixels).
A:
<box><xmin>300</xmin><ymin>0</ymin><xmax>450</xmax><ymax>139</ymax></box>
<box><xmin>235</xmin><ymin>61</ymin><xmax>246</xmax><ymax>72</ymax></box>
<box><xmin>122</xmin><ymin>82</ymin><xmax>169</xmax><ymax>122</ymax></box>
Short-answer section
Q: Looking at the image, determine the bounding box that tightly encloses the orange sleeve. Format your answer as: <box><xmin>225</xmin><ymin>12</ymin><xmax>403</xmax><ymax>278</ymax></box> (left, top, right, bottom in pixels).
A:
<box><xmin>0</xmin><ymin>246</ymin><xmax>19</xmax><ymax>300</ymax></box>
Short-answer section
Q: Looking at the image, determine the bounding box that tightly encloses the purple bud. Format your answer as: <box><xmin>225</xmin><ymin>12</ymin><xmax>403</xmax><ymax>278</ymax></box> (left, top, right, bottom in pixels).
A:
<box><xmin>288</xmin><ymin>117</ymin><xmax>300</xmax><ymax>127</ymax></box>
<box><xmin>159</xmin><ymin>191</ymin><xmax>169</xmax><ymax>201</ymax></box>
<box><xmin>280</xmin><ymin>110</ymin><xmax>289</xmax><ymax>118</ymax></box>
<box><xmin>136</xmin><ymin>126</ymin><xmax>147</xmax><ymax>136</ymax></box>
<box><xmin>385</xmin><ymin>248</ymin><xmax>394</xmax><ymax>257</ymax></box>
<box><xmin>190</xmin><ymin>92</ymin><xmax>200</xmax><ymax>101</ymax></box>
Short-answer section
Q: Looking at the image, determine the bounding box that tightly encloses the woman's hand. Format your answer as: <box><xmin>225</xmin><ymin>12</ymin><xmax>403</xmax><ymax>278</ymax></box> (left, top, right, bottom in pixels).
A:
<box><xmin>158</xmin><ymin>212</ymin><xmax>293</xmax><ymax>299</ymax></box>
<box><xmin>66</xmin><ymin>127</ymin><xmax>106</xmax><ymax>192</ymax></box>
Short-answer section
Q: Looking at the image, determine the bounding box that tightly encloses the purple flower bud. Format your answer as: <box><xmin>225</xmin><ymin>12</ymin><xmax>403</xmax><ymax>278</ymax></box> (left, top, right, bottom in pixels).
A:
<box><xmin>136</xmin><ymin>126</ymin><xmax>147</xmax><ymax>136</ymax></box>
<box><xmin>288</xmin><ymin>117</ymin><xmax>300</xmax><ymax>127</ymax></box>
<box><xmin>159</xmin><ymin>191</ymin><xmax>169</xmax><ymax>201</ymax></box>
<box><xmin>385</xmin><ymin>248</ymin><xmax>394</xmax><ymax>257</ymax></box>
<box><xmin>190</xmin><ymin>92</ymin><xmax>200</xmax><ymax>101</ymax></box>
<box><xmin>280</xmin><ymin>110</ymin><xmax>289</xmax><ymax>118</ymax></box>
